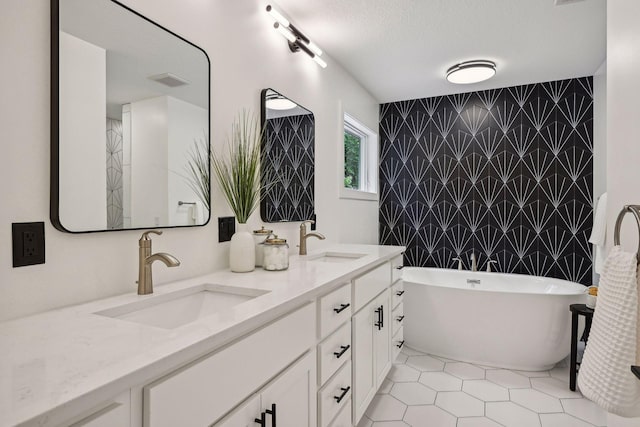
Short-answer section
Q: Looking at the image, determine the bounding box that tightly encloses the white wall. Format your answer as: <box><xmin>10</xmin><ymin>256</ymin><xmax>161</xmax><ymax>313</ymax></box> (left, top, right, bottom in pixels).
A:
<box><xmin>0</xmin><ymin>0</ymin><xmax>379</xmax><ymax>322</ymax></box>
<box><xmin>605</xmin><ymin>1</ymin><xmax>640</xmax><ymax>425</ymax></box>
<box><xmin>58</xmin><ymin>32</ymin><xmax>107</xmax><ymax>231</ymax></box>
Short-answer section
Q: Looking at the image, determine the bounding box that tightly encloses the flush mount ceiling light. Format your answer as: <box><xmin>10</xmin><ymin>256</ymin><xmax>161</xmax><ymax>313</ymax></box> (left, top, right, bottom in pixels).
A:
<box><xmin>446</xmin><ymin>60</ymin><xmax>496</xmax><ymax>84</ymax></box>
<box><xmin>266</xmin><ymin>4</ymin><xmax>327</xmax><ymax>68</ymax></box>
<box><xmin>265</xmin><ymin>93</ymin><xmax>297</xmax><ymax>110</ymax></box>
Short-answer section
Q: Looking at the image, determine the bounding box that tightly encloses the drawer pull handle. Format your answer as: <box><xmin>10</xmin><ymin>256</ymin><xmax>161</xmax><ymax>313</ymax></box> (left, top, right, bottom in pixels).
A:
<box><xmin>397</xmin><ymin>340</ymin><xmax>405</xmax><ymax>349</ymax></box>
<box><xmin>265</xmin><ymin>403</ymin><xmax>276</xmax><ymax>427</ymax></box>
<box><xmin>395</xmin><ymin>265</ymin><xmax>404</xmax><ymax>270</ymax></box>
<box><xmin>334</xmin><ymin>386</ymin><xmax>351</xmax><ymax>403</ymax></box>
<box><xmin>374</xmin><ymin>305</ymin><xmax>384</xmax><ymax>330</ymax></box>
<box><xmin>396</xmin><ymin>290</ymin><xmax>405</xmax><ymax>296</ymax></box>
<box><xmin>254</xmin><ymin>412</ymin><xmax>266</xmax><ymax>426</ymax></box>
<box><xmin>334</xmin><ymin>344</ymin><xmax>351</xmax><ymax>359</ymax></box>
<box><xmin>333</xmin><ymin>303</ymin><xmax>350</xmax><ymax>314</ymax></box>
<box><xmin>396</xmin><ymin>315</ymin><xmax>405</xmax><ymax>322</ymax></box>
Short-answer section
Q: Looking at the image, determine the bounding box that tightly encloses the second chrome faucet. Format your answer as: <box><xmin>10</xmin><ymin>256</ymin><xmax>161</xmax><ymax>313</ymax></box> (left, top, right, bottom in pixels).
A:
<box><xmin>137</xmin><ymin>230</ymin><xmax>180</xmax><ymax>295</ymax></box>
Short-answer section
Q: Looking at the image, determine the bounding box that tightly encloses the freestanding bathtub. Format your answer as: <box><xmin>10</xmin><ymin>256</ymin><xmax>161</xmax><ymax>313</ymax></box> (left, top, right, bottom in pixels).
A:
<box><xmin>403</xmin><ymin>267</ymin><xmax>587</xmax><ymax>371</ymax></box>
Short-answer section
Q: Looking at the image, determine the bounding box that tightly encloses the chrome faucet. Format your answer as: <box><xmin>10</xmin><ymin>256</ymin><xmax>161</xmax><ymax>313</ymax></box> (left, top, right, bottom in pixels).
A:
<box><xmin>299</xmin><ymin>220</ymin><xmax>325</xmax><ymax>255</ymax></box>
<box><xmin>452</xmin><ymin>257</ymin><xmax>463</xmax><ymax>270</ymax></box>
<box><xmin>470</xmin><ymin>253</ymin><xmax>478</xmax><ymax>272</ymax></box>
<box><xmin>137</xmin><ymin>230</ymin><xmax>180</xmax><ymax>295</ymax></box>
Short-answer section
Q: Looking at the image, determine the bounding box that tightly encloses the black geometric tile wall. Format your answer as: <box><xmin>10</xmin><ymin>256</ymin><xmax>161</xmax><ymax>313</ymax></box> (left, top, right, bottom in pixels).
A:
<box><xmin>106</xmin><ymin>118</ymin><xmax>123</xmax><ymax>230</ymax></box>
<box><xmin>261</xmin><ymin>114</ymin><xmax>315</xmax><ymax>222</ymax></box>
<box><xmin>379</xmin><ymin>77</ymin><xmax>593</xmax><ymax>285</ymax></box>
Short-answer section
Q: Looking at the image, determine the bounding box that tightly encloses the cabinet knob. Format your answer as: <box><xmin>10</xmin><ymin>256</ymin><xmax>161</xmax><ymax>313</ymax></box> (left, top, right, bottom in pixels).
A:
<box><xmin>333</xmin><ymin>344</ymin><xmax>351</xmax><ymax>359</ymax></box>
<box><xmin>333</xmin><ymin>303</ymin><xmax>350</xmax><ymax>314</ymax></box>
<box><xmin>333</xmin><ymin>386</ymin><xmax>351</xmax><ymax>403</ymax></box>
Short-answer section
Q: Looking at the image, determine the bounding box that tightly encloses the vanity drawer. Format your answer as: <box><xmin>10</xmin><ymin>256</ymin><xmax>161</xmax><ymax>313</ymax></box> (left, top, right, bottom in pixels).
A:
<box><xmin>143</xmin><ymin>303</ymin><xmax>315</xmax><ymax>427</ymax></box>
<box><xmin>391</xmin><ymin>254</ymin><xmax>404</xmax><ymax>284</ymax></box>
<box><xmin>353</xmin><ymin>262</ymin><xmax>391</xmax><ymax>311</ymax></box>
<box><xmin>392</xmin><ymin>327</ymin><xmax>405</xmax><ymax>361</ymax></box>
<box><xmin>329</xmin><ymin>397</ymin><xmax>351</xmax><ymax>427</ymax></box>
<box><xmin>318</xmin><ymin>362</ymin><xmax>352</xmax><ymax>427</ymax></box>
<box><xmin>391</xmin><ymin>280</ymin><xmax>404</xmax><ymax>309</ymax></box>
<box><xmin>392</xmin><ymin>302</ymin><xmax>404</xmax><ymax>337</ymax></box>
<box><xmin>318</xmin><ymin>322</ymin><xmax>351</xmax><ymax>385</ymax></box>
<box><xmin>70</xmin><ymin>392</ymin><xmax>130</xmax><ymax>427</ymax></box>
<box><xmin>319</xmin><ymin>283</ymin><xmax>352</xmax><ymax>338</ymax></box>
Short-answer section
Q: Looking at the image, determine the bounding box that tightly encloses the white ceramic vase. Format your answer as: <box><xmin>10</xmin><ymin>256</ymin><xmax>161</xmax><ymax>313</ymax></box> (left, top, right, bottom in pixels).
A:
<box><xmin>230</xmin><ymin>223</ymin><xmax>255</xmax><ymax>272</ymax></box>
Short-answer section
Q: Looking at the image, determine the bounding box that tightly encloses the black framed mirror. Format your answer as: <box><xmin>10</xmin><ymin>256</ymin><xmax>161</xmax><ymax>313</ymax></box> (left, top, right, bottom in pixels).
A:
<box><xmin>51</xmin><ymin>0</ymin><xmax>210</xmax><ymax>232</ymax></box>
<box><xmin>260</xmin><ymin>89</ymin><xmax>315</xmax><ymax>222</ymax></box>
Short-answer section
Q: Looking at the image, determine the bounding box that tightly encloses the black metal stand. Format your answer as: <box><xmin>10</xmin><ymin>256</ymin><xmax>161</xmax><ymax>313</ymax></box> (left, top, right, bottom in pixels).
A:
<box><xmin>569</xmin><ymin>303</ymin><xmax>594</xmax><ymax>391</ymax></box>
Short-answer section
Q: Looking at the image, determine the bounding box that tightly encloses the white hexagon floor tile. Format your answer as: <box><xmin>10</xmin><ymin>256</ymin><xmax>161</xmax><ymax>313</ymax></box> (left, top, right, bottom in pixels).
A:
<box><xmin>403</xmin><ymin>405</ymin><xmax>456</xmax><ymax>427</ymax></box>
<box><xmin>561</xmin><ymin>398</ymin><xmax>608</xmax><ymax>426</ymax></box>
<box><xmin>390</xmin><ymin>382</ymin><xmax>436</xmax><ymax>405</ymax></box>
<box><xmin>418</xmin><ymin>371</ymin><xmax>463</xmax><ymax>391</ymax></box>
<box><xmin>486</xmin><ymin>369</ymin><xmax>532</xmax><ymax>389</ymax></box>
<box><xmin>486</xmin><ymin>401</ymin><xmax>542</xmax><ymax>427</ymax></box>
<box><xmin>510</xmin><ymin>388</ymin><xmax>563</xmax><ymax>413</ymax></box>
<box><xmin>364</xmin><ymin>394</ymin><xmax>407</xmax><ymax>422</ymax></box>
<box><xmin>539</xmin><ymin>413</ymin><xmax>595</xmax><ymax>427</ymax></box>
<box><xmin>530</xmin><ymin>376</ymin><xmax>582</xmax><ymax>399</ymax></box>
<box><xmin>371</xmin><ymin>421</ymin><xmax>410</xmax><ymax>427</ymax></box>
<box><xmin>457</xmin><ymin>417</ymin><xmax>503</xmax><ymax>427</ymax></box>
<box><xmin>387</xmin><ymin>364</ymin><xmax>421</xmax><ymax>382</ymax></box>
<box><xmin>435</xmin><ymin>391</ymin><xmax>485</xmax><ymax>417</ymax></box>
<box><xmin>444</xmin><ymin>362</ymin><xmax>486</xmax><ymax>380</ymax></box>
<box><xmin>405</xmin><ymin>355</ymin><xmax>445</xmax><ymax>372</ymax></box>
<box><xmin>462</xmin><ymin>379</ymin><xmax>509</xmax><ymax>401</ymax></box>
<box><xmin>515</xmin><ymin>369</ymin><xmax>551</xmax><ymax>378</ymax></box>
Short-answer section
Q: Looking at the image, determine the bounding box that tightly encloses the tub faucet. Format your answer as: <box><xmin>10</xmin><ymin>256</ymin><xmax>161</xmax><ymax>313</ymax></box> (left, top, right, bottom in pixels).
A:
<box><xmin>137</xmin><ymin>230</ymin><xmax>180</xmax><ymax>295</ymax></box>
<box><xmin>299</xmin><ymin>220</ymin><xmax>325</xmax><ymax>255</ymax></box>
<box><xmin>470</xmin><ymin>253</ymin><xmax>478</xmax><ymax>272</ymax></box>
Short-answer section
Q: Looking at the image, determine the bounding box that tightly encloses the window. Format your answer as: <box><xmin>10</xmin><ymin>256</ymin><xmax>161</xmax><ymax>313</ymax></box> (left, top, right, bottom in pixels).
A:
<box><xmin>341</xmin><ymin>113</ymin><xmax>378</xmax><ymax>200</ymax></box>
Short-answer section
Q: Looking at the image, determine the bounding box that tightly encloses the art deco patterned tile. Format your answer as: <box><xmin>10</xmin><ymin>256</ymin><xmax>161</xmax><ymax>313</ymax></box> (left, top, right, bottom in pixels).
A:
<box><xmin>418</xmin><ymin>371</ymin><xmax>463</xmax><ymax>391</ymax></box>
<box><xmin>457</xmin><ymin>417</ymin><xmax>504</xmax><ymax>427</ymax></box>
<box><xmin>486</xmin><ymin>369</ymin><xmax>532</xmax><ymax>389</ymax></box>
<box><xmin>540</xmin><ymin>413</ymin><xmax>595</xmax><ymax>427</ymax></box>
<box><xmin>463</xmin><ymin>379</ymin><xmax>510</xmax><ymax>402</ymax></box>
<box><xmin>435</xmin><ymin>391</ymin><xmax>485</xmax><ymax>417</ymax></box>
<box><xmin>387</xmin><ymin>364</ymin><xmax>421</xmax><ymax>382</ymax></box>
<box><xmin>561</xmin><ymin>398</ymin><xmax>608</xmax><ymax>426</ymax></box>
<box><xmin>364</xmin><ymin>394</ymin><xmax>407</xmax><ymax>422</ymax></box>
<box><xmin>510</xmin><ymin>388</ymin><xmax>564</xmax><ymax>413</ymax></box>
<box><xmin>531</xmin><ymin>377</ymin><xmax>583</xmax><ymax>399</ymax></box>
<box><xmin>390</xmin><ymin>382</ymin><xmax>437</xmax><ymax>406</ymax></box>
<box><xmin>405</xmin><ymin>355</ymin><xmax>445</xmax><ymax>372</ymax></box>
<box><xmin>486</xmin><ymin>401</ymin><xmax>542</xmax><ymax>427</ymax></box>
<box><xmin>444</xmin><ymin>362</ymin><xmax>486</xmax><ymax>380</ymax></box>
<box><xmin>403</xmin><ymin>405</ymin><xmax>457</xmax><ymax>427</ymax></box>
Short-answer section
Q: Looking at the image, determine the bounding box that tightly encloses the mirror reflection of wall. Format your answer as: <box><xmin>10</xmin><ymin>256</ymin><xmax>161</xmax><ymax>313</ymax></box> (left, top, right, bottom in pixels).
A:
<box><xmin>53</xmin><ymin>0</ymin><xmax>210</xmax><ymax>232</ymax></box>
<box><xmin>260</xmin><ymin>89</ymin><xmax>315</xmax><ymax>223</ymax></box>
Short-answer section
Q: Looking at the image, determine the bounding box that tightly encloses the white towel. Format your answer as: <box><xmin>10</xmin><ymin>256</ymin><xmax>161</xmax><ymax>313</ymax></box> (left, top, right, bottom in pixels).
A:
<box><xmin>590</xmin><ymin>193</ymin><xmax>608</xmax><ymax>275</ymax></box>
<box><xmin>189</xmin><ymin>202</ymin><xmax>207</xmax><ymax>225</ymax></box>
<box><xmin>578</xmin><ymin>246</ymin><xmax>640</xmax><ymax>417</ymax></box>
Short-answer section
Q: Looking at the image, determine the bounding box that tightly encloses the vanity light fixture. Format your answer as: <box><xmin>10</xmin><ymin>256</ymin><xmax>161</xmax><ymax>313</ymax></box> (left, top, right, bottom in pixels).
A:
<box><xmin>446</xmin><ymin>60</ymin><xmax>496</xmax><ymax>84</ymax></box>
<box><xmin>267</xmin><ymin>5</ymin><xmax>327</xmax><ymax>68</ymax></box>
<box><xmin>265</xmin><ymin>92</ymin><xmax>297</xmax><ymax>110</ymax></box>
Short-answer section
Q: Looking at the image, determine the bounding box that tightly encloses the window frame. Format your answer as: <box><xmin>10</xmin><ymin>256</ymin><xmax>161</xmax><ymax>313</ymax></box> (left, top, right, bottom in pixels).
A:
<box><xmin>340</xmin><ymin>113</ymin><xmax>378</xmax><ymax>201</ymax></box>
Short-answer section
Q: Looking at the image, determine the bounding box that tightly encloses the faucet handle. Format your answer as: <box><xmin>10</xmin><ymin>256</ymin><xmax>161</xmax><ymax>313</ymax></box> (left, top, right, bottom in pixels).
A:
<box><xmin>140</xmin><ymin>230</ymin><xmax>162</xmax><ymax>242</ymax></box>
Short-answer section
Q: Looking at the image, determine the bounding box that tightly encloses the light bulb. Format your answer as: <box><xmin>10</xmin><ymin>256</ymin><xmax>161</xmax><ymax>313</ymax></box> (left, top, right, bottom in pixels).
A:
<box><xmin>274</xmin><ymin>23</ymin><xmax>296</xmax><ymax>43</ymax></box>
<box><xmin>313</xmin><ymin>55</ymin><xmax>327</xmax><ymax>68</ymax></box>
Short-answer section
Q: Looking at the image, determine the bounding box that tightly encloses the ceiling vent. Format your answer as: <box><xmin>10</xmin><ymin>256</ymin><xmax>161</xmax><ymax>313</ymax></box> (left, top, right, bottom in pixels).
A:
<box><xmin>555</xmin><ymin>0</ymin><xmax>586</xmax><ymax>6</ymax></box>
<box><xmin>148</xmin><ymin>73</ymin><xmax>190</xmax><ymax>87</ymax></box>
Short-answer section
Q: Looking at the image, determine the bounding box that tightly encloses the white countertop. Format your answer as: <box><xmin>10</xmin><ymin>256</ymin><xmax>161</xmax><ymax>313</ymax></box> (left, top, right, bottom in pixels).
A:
<box><xmin>0</xmin><ymin>244</ymin><xmax>404</xmax><ymax>427</ymax></box>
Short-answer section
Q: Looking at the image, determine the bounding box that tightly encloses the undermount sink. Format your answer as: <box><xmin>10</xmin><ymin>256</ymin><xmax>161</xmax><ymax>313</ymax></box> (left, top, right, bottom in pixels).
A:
<box><xmin>95</xmin><ymin>284</ymin><xmax>269</xmax><ymax>329</ymax></box>
<box><xmin>306</xmin><ymin>251</ymin><xmax>366</xmax><ymax>263</ymax></box>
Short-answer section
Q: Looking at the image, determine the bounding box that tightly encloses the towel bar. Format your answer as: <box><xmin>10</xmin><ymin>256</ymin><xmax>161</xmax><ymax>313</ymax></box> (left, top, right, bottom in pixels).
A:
<box><xmin>613</xmin><ymin>205</ymin><xmax>640</xmax><ymax>265</ymax></box>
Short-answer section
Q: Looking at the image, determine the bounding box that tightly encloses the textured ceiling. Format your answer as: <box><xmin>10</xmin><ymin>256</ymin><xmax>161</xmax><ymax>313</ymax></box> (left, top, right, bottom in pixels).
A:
<box><xmin>273</xmin><ymin>0</ymin><xmax>606</xmax><ymax>102</ymax></box>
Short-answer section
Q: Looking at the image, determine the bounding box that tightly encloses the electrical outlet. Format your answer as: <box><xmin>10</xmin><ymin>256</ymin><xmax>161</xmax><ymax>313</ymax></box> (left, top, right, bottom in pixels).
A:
<box><xmin>218</xmin><ymin>216</ymin><xmax>235</xmax><ymax>242</ymax></box>
<box><xmin>12</xmin><ymin>222</ymin><xmax>45</xmax><ymax>267</ymax></box>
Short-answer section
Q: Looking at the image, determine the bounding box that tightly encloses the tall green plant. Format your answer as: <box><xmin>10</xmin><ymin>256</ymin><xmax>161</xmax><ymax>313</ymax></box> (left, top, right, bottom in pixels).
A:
<box><xmin>211</xmin><ymin>110</ymin><xmax>264</xmax><ymax>224</ymax></box>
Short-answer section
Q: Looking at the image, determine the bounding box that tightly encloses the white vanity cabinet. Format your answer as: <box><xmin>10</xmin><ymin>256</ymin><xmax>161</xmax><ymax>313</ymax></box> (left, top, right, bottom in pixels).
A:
<box><xmin>352</xmin><ymin>284</ymin><xmax>393</xmax><ymax>422</ymax></box>
<box><xmin>216</xmin><ymin>351</ymin><xmax>317</xmax><ymax>427</ymax></box>
<box><xmin>67</xmin><ymin>392</ymin><xmax>130</xmax><ymax>427</ymax></box>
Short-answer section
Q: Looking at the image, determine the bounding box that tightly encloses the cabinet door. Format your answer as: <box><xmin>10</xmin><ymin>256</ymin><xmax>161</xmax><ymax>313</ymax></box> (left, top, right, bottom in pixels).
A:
<box><xmin>374</xmin><ymin>290</ymin><xmax>391</xmax><ymax>387</ymax></box>
<box><xmin>214</xmin><ymin>394</ymin><xmax>261</xmax><ymax>427</ymax></box>
<box><xmin>260</xmin><ymin>351</ymin><xmax>317</xmax><ymax>427</ymax></box>
<box><xmin>352</xmin><ymin>298</ymin><xmax>376</xmax><ymax>423</ymax></box>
